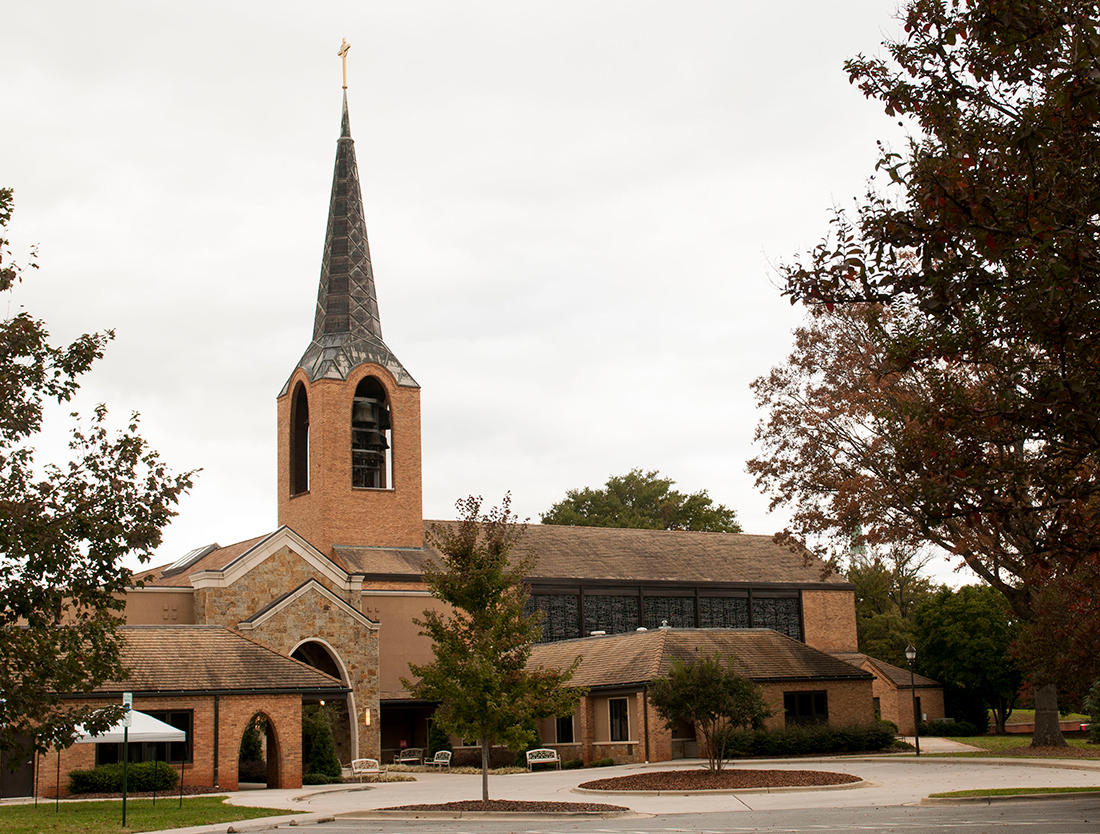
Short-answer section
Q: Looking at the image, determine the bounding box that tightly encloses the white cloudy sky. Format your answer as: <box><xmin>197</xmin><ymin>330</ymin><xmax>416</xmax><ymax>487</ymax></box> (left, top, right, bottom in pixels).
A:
<box><xmin>5</xmin><ymin>1</ymin><xmax>968</xmax><ymax>580</ymax></box>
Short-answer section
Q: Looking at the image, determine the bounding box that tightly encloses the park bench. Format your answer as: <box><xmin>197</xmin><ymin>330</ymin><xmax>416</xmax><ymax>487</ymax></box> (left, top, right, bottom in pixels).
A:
<box><xmin>395</xmin><ymin>747</ymin><xmax>424</xmax><ymax>765</ymax></box>
<box><xmin>427</xmin><ymin>750</ymin><xmax>452</xmax><ymax>768</ymax></box>
<box><xmin>525</xmin><ymin>748</ymin><xmax>561</xmax><ymax>771</ymax></box>
<box><xmin>350</xmin><ymin>758</ymin><xmax>381</xmax><ymax>781</ymax></box>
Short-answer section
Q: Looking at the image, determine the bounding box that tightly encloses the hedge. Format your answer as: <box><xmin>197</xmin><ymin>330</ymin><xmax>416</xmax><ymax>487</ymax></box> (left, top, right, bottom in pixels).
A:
<box><xmin>69</xmin><ymin>761</ymin><xmax>179</xmax><ymax>794</ymax></box>
<box><xmin>723</xmin><ymin>720</ymin><xmax>897</xmax><ymax>757</ymax></box>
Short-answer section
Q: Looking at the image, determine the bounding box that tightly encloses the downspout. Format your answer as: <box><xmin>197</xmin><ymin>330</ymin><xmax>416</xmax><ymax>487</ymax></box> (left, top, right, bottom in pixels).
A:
<box><xmin>642</xmin><ymin>685</ymin><xmax>650</xmax><ymax>764</ymax></box>
<box><xmin>213</xmin><ymin>694</ymin><xmax>220</xmax><ymax>788</ymax></box>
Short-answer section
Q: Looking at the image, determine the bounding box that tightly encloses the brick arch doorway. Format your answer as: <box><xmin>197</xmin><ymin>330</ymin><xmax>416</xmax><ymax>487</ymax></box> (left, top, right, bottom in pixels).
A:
<box><xmin>291</xmin><ymin>639</ymin><xmax>357</xmax><ymax>766</ymax></box>
<box><xmin>237</xmin><ymin>710</ymin><xmax>285</xmax><ymax>788</ymax></box>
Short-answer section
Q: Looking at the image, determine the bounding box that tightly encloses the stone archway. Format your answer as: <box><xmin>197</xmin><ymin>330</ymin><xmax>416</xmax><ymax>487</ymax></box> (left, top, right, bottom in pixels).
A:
<box><xmin>291</xmin><ymin>639</ymin><xmax>357</xmax><ymax>765</ymax></box>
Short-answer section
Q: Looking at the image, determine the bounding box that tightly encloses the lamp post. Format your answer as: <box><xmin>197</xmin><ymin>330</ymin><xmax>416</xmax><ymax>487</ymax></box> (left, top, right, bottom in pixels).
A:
<box><xmin>905</xmin><ymin>644</ymin><xmax>920</xmax><ymax>757</ymax></box>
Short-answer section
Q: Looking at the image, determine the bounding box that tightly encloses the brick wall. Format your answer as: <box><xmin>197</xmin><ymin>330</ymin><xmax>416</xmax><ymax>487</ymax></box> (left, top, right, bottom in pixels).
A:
<box><xmin>35</xmin><ymin>693</ymin><xmax>302</xmax><ymax>798</ymax></box>
<box><xmin>758</xmin><ymin>678</ymin><xmax>874</xmax><ymax>730</ymax></box>
<box><xmin>801</xmin><ymin>588</ymin><xmax>858</xmax><ymax>652</ymax></box>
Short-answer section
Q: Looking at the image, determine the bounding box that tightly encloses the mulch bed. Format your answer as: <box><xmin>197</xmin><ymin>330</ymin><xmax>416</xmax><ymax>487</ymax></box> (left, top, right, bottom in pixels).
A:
<box><xmin>379</xmin><ymin>768</ymin><xmax>860</xmax><ymax>812</ymax></box>
<box><xmin>579</xmin><ymin>769</ymin><xmax>861</xmax><ymax>791</ymax></box>
<box><xmin>379</xmin><ymin>799</ymin><xmax>630</xmax><ymax>813</ymax></box>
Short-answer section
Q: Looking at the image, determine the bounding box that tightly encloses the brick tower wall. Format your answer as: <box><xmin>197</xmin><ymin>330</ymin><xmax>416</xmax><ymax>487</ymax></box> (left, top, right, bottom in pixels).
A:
<box><xmin>277</xmin><ymin>363</ymin><xmax>423</xmax><ymax>554</ymax></box>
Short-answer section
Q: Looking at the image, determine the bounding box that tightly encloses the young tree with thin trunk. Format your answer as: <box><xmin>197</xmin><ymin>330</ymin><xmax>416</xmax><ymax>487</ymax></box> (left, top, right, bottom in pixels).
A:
<box><xmin>404</xmin><ymin>495</ymin><xmax>580</xmax><ymax>801</ymax></box>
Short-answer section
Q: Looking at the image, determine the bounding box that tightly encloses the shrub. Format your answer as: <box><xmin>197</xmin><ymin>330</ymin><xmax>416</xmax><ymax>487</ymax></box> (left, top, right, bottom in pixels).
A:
<box><xmin>920</xmin><ymin>719</ymin><xmax>979</xmax><ymax>737</ymax></box>
<box><xmin>303</xmin><ymin>772</ymin><xmax>342</xmax><ymax>785</ymax></box>
<box><xmin>427</xmin><ymin>723</ymin><xmax>453</xmax><ymax>758</ymax></box>
<box><xmin>238</xmin><ymin>759</ymin><xmax>267</xmax><ymax>783</ymax></box>
<box><xmin>69</xmin><ymin>761</ymin><xmax>179</xmax><ymax>794</ymax></box>
<box><xmin>590</xmin><ymin>757</ymin><xmax>615</xmax><ymax>767</ymax></box>
<box><xmin>1085</xmin><ymin>680</ymin><xmax>1100</xmax><ymax>745</ymax></box>
<box><xmin>723</xmin><ymin>721</ymin><xmax>896</xmax><ymax>758</ymax></box>
<box><xmin>562</xmin><ymin>758</ymin><xmax>584</xmax><ymax>769</ymax></box>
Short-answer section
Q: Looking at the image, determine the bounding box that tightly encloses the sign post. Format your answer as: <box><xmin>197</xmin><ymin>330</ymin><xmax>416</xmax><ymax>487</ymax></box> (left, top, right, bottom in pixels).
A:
<box><xmin>121</xmin><ymin>693</ymin><xmax>132</xmax><ymax>827</ymax></box>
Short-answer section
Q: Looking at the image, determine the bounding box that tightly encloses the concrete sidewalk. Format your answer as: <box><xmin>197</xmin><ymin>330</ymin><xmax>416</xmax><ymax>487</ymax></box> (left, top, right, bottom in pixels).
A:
<box><xmin>11</xmin><ymin>751</ymin><xmax>1100</xmax><ymax>833</ymax></box>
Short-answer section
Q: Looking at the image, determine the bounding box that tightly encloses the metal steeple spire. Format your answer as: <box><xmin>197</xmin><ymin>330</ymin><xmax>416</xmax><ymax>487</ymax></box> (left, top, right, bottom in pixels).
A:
<box><xmin>280</xmin><ymin>44</ymin><xmax>417</xmax><ymax>394</ymax></box>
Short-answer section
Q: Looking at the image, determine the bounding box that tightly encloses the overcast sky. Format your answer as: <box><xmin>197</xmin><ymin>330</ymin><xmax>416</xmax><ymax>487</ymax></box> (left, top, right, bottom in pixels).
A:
<box><xmin>4</xmin><ymin>1</ymin><xmax>968</xmax><ymax>581</ymax></box>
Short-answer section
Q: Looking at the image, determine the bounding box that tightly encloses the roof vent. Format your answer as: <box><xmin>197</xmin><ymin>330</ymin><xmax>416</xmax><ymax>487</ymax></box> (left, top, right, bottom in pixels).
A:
<box><xmin>589</xmin><ymin>630</ymin><xmax>606</xmax><ymax>637</ymax></box>
<box><xmin>636</xmin><ymin>627</ymin><xmax>648</xmax><ymax>632</ymax></box>
<box><xmin>658</xmin><ymin>620</ymin><xmax>672</xmax><ymax>630</ymax></box>
<box><xmin>161</xmin><ymin>543</ymin><xmax>220</xmax><ymax>577</ymax></box>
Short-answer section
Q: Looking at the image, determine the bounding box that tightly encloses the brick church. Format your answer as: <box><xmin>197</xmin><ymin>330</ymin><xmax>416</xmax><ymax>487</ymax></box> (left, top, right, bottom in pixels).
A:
<box><xmin>18</xmin><ymin>87</ymin><xmax>916</xmax><ymax>798</ymax></box>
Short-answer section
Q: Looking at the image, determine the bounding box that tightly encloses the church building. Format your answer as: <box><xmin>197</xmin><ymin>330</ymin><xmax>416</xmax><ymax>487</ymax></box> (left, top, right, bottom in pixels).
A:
<box><xmin>21</xmin><ymin>85</ymin><xmax>887</xmax><ymax>798</ymax></box>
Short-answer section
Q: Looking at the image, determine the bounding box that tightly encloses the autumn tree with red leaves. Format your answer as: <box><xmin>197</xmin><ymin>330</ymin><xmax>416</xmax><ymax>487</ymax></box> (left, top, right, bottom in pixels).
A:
<box><xmin>752</xmin><ymin>0</ymin><xmax>1100</xmax><ymax>746</ymax></box>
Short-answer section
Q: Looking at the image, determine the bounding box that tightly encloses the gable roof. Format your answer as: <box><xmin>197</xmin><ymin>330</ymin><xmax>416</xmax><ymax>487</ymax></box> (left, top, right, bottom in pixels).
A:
<box><xmin>337</xmin><ymin>522</ymin><xmax>848</xmax><ymax>587</ymax></box>
<box><xmin>529</xmin><ymin>628</ymin><xmax>873</xmax><ymax>689</ymax></box>
<box><xmin>145</xmin><ymin>521</ymin><xmax>849</xmax><ymax>591</ymax></box>
<box><xmin>831</xmin><ymin>652</ymin><xmax>942</xmax><ymax>689</ymax></box>
<box><xmin>85</xmin><ymin>627</ymin><xmax>349</xmax><ymax>696</ymax></box>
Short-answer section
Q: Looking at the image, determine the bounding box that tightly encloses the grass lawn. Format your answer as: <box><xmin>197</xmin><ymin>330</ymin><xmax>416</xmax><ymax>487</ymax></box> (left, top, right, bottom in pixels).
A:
<box><xmin>930</xmin><ymin>736</ymin><xmax>1099</xmax><ymax>757</ymax></box>
<box><xmin>930</xmin><ymin>786</ymin><xmax>1100</xmax><ymax>798</ymax></box>
<box><xmin>0</xmin><ymin>796</ymin><xmax>287</xmax><ymax>834</ymax></box>
<box><xmin>1002</xmin><ymin>709</ymin><xmax>1089</xmax><ymax>725</ymax></box>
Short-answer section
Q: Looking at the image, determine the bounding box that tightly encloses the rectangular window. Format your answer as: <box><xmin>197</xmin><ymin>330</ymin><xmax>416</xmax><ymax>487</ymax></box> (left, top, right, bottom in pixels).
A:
<box><xmin>784</xmin><ymin>691</ymin><xmax>828</xmax><ymax>727</ymax></box>
<box><xmin>609</xmin><ymin>698</ymin><xmax>629</xmax><ymax>742</ymax></box>
<box><xmin>556</xmin><ymin>716</ymin><xmax>574</xmax><ymax>744</ymax></box>
<box><xmin>873</xmin><ymin>697</ymin><xmax>881</xmax><ymax>719</ymax></box>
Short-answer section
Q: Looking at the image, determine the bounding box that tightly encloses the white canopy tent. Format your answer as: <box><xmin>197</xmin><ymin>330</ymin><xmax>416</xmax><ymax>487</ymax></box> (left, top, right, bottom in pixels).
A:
<box><xmin>73</xmin><ymin>711</ymin><xmax>186</xmax><ymax>745</ymax></box>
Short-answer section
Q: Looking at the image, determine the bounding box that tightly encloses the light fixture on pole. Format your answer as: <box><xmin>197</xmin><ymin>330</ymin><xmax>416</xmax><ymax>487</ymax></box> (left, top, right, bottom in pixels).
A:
<box><xmin>905</xmin><ymin>644</ymin><xmax>920</xmax><ymax>757</ymax></box>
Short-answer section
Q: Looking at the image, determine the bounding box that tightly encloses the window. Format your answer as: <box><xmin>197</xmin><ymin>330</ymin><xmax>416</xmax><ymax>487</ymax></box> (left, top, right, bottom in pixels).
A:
<box><xmin>95</xmin><ymin>710</ymin><xmax>193</xmax><ymax>765</ymax></box>
<box><xmin>609</xmin><ymin>698</ymin><xmax>629</xmax><ymax>742</ymax></box>
<box><xmin>351</xmin><ymin>376</ymin><xmax>391</xmax><ymax>488</ymax></box>
<box><xmin>784</xmin><ymin>691</ymin><xmax>828</xmax><ymax>726</ymax></box>
<box><xmin>289</xmin><ymin>383</ymin><xmax>309</xmax><ymax>496</ymax></box>
<box><xmin>873</xmin><ymin>697</ymin><xmax>881</xmax><ymax>719</ymax></box>
<box><xmin>556</xmin><ymin>716</ymin><xmax>574</xmax><ymax>744</ymax></box>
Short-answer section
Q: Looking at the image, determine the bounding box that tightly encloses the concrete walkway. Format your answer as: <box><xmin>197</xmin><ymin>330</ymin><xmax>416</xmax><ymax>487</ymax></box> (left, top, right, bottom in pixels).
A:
<box><xmin>10</xmin><ymin>749</ymin><xmax>1100</xmax><ymax>833</ymax></box>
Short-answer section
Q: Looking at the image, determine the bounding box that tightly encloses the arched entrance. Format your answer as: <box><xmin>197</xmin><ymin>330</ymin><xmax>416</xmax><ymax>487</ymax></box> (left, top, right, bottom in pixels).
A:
<box><xmin>237</xmin><ymin>711</ymin><xmax>283</xmax><ymax>788</ymax></box>
<box><xmin>290</xmin><ymin>639</ymin><xmax>356</xmax><ymax>766</ymax></box>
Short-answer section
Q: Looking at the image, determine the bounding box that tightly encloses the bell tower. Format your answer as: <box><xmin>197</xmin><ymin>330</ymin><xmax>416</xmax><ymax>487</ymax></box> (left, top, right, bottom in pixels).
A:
<box><xmin>277</xmin><ymin>89</ymin><xmax>423</xmax><ymax>555</ymax></box>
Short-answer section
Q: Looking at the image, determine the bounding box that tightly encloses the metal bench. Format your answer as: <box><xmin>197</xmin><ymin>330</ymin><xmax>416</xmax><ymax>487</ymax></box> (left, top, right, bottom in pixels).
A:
<box><xmin>395</xmin><ymin>747</ymin><xmax>423</xmax><ymax>765</ymax></box>
<box><xmin>525</xmin><ymin>748</ymin><xmax>561</xmax><ymax>771</ymax></box>
<box><xmin>426</xmin><ymin>750</ymin><xmax>452</xmax><ymax>768</ymax></box>
<box><xmin>350</xmin><ymin>758</ymin><xmax>381</xmax><ymax>781</ymax></box>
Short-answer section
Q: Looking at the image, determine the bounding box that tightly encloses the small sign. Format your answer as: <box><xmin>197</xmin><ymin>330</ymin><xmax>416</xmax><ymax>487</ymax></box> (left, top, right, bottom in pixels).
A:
<box><xmin>122</xmin><ymin>692</ymin><xmax>133</xmax><ymax>728</ymax></box>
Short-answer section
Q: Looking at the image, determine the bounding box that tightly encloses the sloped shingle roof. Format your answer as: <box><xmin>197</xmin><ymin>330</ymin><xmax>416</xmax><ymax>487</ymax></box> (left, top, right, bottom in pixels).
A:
<box><xmin>90</xmin><ymin>627</ymin><xmax>348</xmax><ymax>695</ymax></box>
<box><xmin>530</xmin><ymin>628</ymin><xmax>873</xmax><ymax>689</ymax></box>
<box><xmin>141</xmin><ymin>521</ymin><xmax>848</xmax><ymax>590</ymax></box>
<box><xmin>831</xmin><ymin>652</ymin><xmax>941</xmax><ymax>689</ymax></box>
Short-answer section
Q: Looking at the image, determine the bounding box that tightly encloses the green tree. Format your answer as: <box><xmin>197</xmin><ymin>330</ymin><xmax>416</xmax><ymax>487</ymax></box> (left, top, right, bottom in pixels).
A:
<box><xmin>540</xmin><ymin>469</ymin><xmax>741</xmax><ymax>532</ymax></box>
<box><xmin>649</xmin><ymin>652</ymin><xmax>769</xmax><ymax>772</ymax></box>
<box><xmin>847</xmin><ymin>546</ymin><xmax>938</xmax><ymax>666</ymax></box>
<box><xmin>404</xmin><ymin>495</ymin><xmax>581</xmax><ymax>801</ymax></box>
<box><xmin>913</xmin><ymin>585</ymin><xmax>1022</xmax><ymax>734</ymax></box>
<box><xmin>754</xmin><ymin>0</ymin><xmax>1100</xmax><ymax>746</ymax></box>
<box><xmin>302</xmin><ymin>705</ymin><xmax>341</xmax><ymax>779</ymax></box>
<box><xmin>0</xmin><ymin>188</ymin><xmax>193</xmax><ymax>763</ymax></box>
<box><xmin>1084</xmin><ymin>680</ymin><xmax>1100</xmax><ymax>745</ymax></box>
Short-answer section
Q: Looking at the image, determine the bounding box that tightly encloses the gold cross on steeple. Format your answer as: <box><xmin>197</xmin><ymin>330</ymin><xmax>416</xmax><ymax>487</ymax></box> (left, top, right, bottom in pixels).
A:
<box><xmin>338</xmin><ymin>39</ymin><xmax>351</xmax><ymax>90</ymax></box>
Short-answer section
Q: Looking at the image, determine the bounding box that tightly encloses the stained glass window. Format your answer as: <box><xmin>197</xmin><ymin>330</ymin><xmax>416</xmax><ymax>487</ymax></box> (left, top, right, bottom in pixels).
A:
<box><xmin>583</xmin><ymin>594</ymin><xmax>639</xmax><ymax>635</ymax></box>
<box><xmin>643</xmin><ymin>596</ymin><xmax>695</xmax><ymax>629</ymax></box>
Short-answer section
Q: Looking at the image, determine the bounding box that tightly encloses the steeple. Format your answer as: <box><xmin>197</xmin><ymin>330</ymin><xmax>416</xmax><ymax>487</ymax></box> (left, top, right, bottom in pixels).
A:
<box><xmin>281</xmin><ymin>91</ymin><xmax>417</xmax><ymax>394</ymax></box>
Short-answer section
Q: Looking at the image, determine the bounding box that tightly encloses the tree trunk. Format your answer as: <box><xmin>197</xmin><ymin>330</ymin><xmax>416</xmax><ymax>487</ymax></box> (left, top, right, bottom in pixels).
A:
<box><xmin>992</xmin><ymin>696</ymin><xmax>1007</xmax><ymax>735</ymax></box>
<box><xmin>481</xmin><ymin>737</ymin><xmax>490</xmax><ymax>801</ymax></box>
<box><xmin>1031</xmin><ymin>683</ymin><xmax>1067</xmax><ymax>748</ymax></box>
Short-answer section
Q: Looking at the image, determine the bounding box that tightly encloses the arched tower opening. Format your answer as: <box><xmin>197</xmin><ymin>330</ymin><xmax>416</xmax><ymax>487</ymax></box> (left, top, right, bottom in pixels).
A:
<box><xmin>351</xmin><ymin>376</ymin><xmax>391</xmax><ymax>489</ymax></box>
<box><xmin>290</xmin><ymin>382</ymin><xmax>310</xmax><ymax>496</ymax></box>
